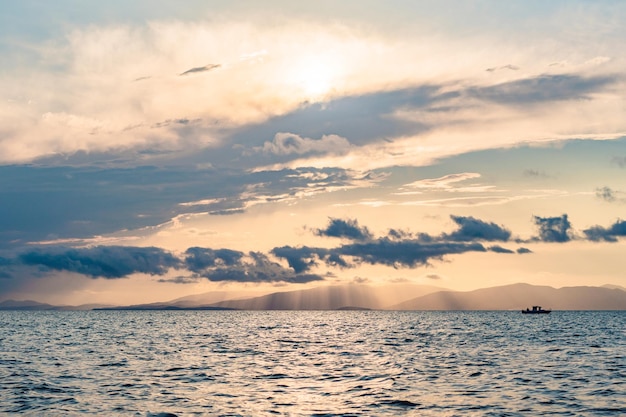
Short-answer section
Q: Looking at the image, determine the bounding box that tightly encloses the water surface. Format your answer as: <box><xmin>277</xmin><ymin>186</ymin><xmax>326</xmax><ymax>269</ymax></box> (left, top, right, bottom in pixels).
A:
<box><xmin>1</xmin><ymin>311</ymin><xmax>625</xmax><ymax>416</ymax></box>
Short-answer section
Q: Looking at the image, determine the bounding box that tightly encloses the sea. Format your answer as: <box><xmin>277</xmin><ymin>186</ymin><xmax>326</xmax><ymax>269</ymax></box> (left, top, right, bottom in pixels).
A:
<box><xmin>0</xmin><ymin>310</ymin><xmax>624</xmax><ymax>416</ymax></box>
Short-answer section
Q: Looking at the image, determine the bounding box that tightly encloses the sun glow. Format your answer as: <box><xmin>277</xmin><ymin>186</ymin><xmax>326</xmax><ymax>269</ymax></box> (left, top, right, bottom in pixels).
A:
<box><xmin>289</xmin><ymin>57</ymin><xmax>338</xmax><ymax>99</ymax></box>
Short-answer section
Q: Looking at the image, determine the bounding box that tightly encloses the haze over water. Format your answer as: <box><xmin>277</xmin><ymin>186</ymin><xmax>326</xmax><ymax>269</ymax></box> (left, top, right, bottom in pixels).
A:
<box><xmin>1</xmin><ymin>310</ymin><xmax>625</xmax><ymax>416</ymax></box>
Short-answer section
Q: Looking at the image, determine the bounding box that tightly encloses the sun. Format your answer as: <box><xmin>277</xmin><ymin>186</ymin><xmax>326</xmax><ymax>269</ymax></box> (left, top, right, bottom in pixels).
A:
<box><xmin>289</xmin><ymin>57</ymin><xmax>337</xmax><ymax>100</ymax></box>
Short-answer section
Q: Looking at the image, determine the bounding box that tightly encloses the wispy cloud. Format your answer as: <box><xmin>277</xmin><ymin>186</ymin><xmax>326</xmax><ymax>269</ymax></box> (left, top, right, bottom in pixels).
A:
<box><xmin>179</xmin><ymin>64</ymin><xmax>220</xmax><ymax>76</ymax></box>
<box><xmin>596</xmin><ymin>186</ymin><xmax>626</xmax><ymax>204</ymax></box>
<box><xmin>612</xmin><ymin>156</ymin><xmax>626</xmax><ymax>168</ymax></box>
<box><xmin>596</xmin><ymin>186</ymin><xmax>617</xmax><ymax>202</ymax></box>
<box><xmin>401</xmin><ymin>173</ymin><xmax>482</xmax><ymax>191</ymax></box>
<box><xmin>486</xmin><ymin>64</ymin><xmax>519</xmax><ymax>72</ymax></box>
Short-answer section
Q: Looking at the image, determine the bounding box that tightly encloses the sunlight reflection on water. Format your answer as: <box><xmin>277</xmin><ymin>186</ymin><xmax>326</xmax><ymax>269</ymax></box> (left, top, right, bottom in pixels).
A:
<box><xmin>1</xmin><ymin>310</ymin><xmax>625</xmax><ymax>416</ymax></box>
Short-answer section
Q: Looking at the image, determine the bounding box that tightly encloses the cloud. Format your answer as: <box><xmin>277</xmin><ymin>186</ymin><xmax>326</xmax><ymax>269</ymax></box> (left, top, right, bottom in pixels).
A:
<box><xmin>612</xmin><ymin>156</ymin><xmax>626</xmax><ymax>168</ymax></box>
<box><xmin>231</xmin><ymin>85</ymin><xmax>440</xmax><ymax>156</ymax></box>
<box><xmin>0</xmin><ymin>164</ymin><xmax>385</xmax><ymax>248</ymax></box>
<box><xmin>402</xmin><ymin>173</ymin><xmax>481</xmax><ymax>191</ymax></box>
<box><xmin>158</xmin><ymin>276</ymin><xmax>200</xmax><ymax>284</ymax></box>
<box><xmin>273</xmin><ymin>215</ymin><xmax>522</xmax><ymax>273</ymax></box>
<box><xmin>276</xmin><ymin>240</ymin><xmax>488</xmax><ymax>271</ymax></box>
<box><xmin>443</xmin><ymin>215</ymin><xmax>511</xmax><ymax>242</ymax></box>
<box><xmin>386</xmin><ymin>228</ymin><xmax>414</xmax><ymax>240</ymax></box>
<box><xmin>270</xmin><ymin>246</ymin><xmax>325</xmax><ymax>274</ymax></box>
<box><xmin>258</xmin><ymin>132</ymin><xmax>351</xmax><ymax>156</ymax></box>
<box><xmin>583</xmin><ymin>219</ymin><xmax>626</xmax><ymax>242</ymax></box>
<box><xmin>338</xmin><ymin>239</ymin><xmax>487</xmax><ymax>268</ymax></box>
<box><xmin>179</xmin><ymin>64</ymin><xmax>220</xmax><ymax>76</ymax></box>
<box><xmin>17</xmin><ymin>246</ymin><xmax>180</xmax><ymax>278</ymax></box>
<box><xmin>489</xmin><ymin>245</ymin><xmax>514</xmax><ymax>254</ymax></box>
<box><xmin>184</xmin><ymin>247</ymin><xmax>244</xmax><ymax>271</ymax></box>
<box><xmin>193</xmin><ymin>252</ymin><xmax>324</xmax><ymax>283</ymax></box>
<box><xmin>486</xmin><ymin>64</ymin><xmax>520</xmax><ymax>72</ymax></box>
<box><xmin>314</xmin><ymin>218</ymin><xmax>373</xmax><ymax>241</ymax></box>
<box><xmin>425</xmin><ymin>274</ymin><xmax>442</xmax><ymax>280</ymax></box>
<box><xmin>4</xmin><ymin>210</ymin><xmax>619</xmax><ymax>293</ymax></box>
<box><xmin>274</xmin><ymin>224</ymin><xmax>501</xmax><ymax>272</ymax></box>
<box><xmin>596</xmin><ymin>186</ymin><xmax>616</xmax><ymax>202</ymax></box>
<box><xmin>469</xmin><ymin>74</ymin><xmax>616</xmax><ymax>104</ymax></box>
<box><xmin>595</xmin><ymin>186</ymin><xmax>626</xmax><ymax>203</ymax></box>
<box><xmin>532</xmin><ymin>214</ymin><xmax>572</xmax><ymax>243</ymax></box>
<box><xmin>523</xmin><ymin>169</ymin><xmax>549</xmax><ymax>178</ymax></box>
<box><xmin>2</xmin><ymin>244</ymin><xmax>326</xmax><ymax>284</ymax></box>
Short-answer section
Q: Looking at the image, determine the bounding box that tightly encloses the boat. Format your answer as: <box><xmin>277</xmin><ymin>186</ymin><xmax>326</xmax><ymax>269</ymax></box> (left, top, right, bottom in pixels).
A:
<box><xmin>522</xmin><ymin>305</ymin><xmax>551</xmax><ymax>314</ymax></box>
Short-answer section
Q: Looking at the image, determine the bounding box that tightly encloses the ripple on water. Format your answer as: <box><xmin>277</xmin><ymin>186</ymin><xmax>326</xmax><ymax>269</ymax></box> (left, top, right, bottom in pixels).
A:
<box><xmin>0</xmin><ymin>310</ymin><xmax>625</xmax><ymax>416</ymax></box>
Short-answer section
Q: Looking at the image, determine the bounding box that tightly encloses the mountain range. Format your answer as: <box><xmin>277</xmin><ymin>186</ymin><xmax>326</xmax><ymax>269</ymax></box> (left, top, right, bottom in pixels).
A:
<box><xmin>2</xmin><ymin>283</ymin><xmax>626</xmax><ymax>310</ymax></box>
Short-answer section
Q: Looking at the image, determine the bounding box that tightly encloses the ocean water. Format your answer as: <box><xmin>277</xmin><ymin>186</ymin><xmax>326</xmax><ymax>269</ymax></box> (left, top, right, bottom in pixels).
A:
<box><xmin>0</xmin><ymin>311</ymin><xmax>625</xmax><ymax>416</ymax></box>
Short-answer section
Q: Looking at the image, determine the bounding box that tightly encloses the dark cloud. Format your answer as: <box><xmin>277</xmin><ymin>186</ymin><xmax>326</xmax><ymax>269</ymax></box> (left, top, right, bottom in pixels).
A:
<box><xmin>195</xmin><ymin>252</ymin><xmax>324</xmax><ymax>283</ymax></box>
<box><xmin>181</xmin><ymin>247</ymin><xmax>325</xmax><ymax>283</ymax></box>
<box><xmin>18</xmin><ymin>246</ymin><xmax>180</xmax><ymax>278</ymax></box>
<box><xmin>271</xmin><ymin>246</ymin><xmax>352</xmax><ymax>273</ymax></box>
<box><xmin>387</xmin><ymin>228</ymin><xmax>414</xmax><ymax>240</ymax></box>
<box><xmin>273</xmin><ymin>236</ymin><xmax>489</xmax><ymax>273</ymax></box>
<box><xmin>469</xmin><ymin>74</ymin><xmax>616</xmax><ymax>104</ymax></box>
<box><xmin>533</xmin><ymin>214</ymin><xmax>572</xmax><ymax>242</ymax></box>
<box><xmin>516</xmin><ymin>247</ymin><xmax>532</xmax><ymax>254</ymax></box>
<box><xmin>0</xmin><ymin>244</ymin><xmax>325</xmax><ymax>284</ymax></box>
<box><xmin>325</xmin><ymin>252</ymin><xmax>352</xmax><ymax>269</ymax></box>
<box><xmin>489</xmin><ymin>245</ymin><xmax>514</xmax><ymax>254</ymax></box>
<box><xmin>444</xmin><ymin>215</ymin><xmax>511</xmax><ymax>242</ymax></box>
<box><xmin>338</xmin><ymin>239</ymin><xmax>487</xmax><ymax>268</ymax></box>
<box><xmin>273</xmin><ymin>215</ymin><xmax>522</xmax><ymax>273</ymax></box>
<box><xmin>314</xmin><ymin>218</ymin><xmax>373</xmax><ymax>241</ymax></box>
<box><xmin>0</xmin><ymin>164</ymin><xmax>379</xmax><ymax>248</ymax></box>
<box><xmin>179</xmin><ymin>64</ymin><xmax>220</xmax><ymax>76</ymax></box>
<box><xmin>583</xmin><ymin>219</ymin><xmax>626</xmax><ymax>242</ymax></box>
<box><xmin>271</xmin><ymin>246</ymin><xmax>325</xmax><ymax>273</ymax></box>
<box><xmin>184</xmin><ymin>247</ymin><xmax>243</xmax><ymax>271</ymax></box>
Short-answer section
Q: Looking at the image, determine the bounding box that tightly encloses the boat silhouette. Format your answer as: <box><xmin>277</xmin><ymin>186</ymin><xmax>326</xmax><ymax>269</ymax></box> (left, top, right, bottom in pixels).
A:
<box><xmin>522</xmin><ymin>305</ymin><xmax>551</xmax><ymax>314</ymax></box>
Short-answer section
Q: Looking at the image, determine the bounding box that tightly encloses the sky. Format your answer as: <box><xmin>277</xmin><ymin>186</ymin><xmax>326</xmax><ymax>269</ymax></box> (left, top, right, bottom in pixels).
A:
<box><xmin>1</xmin><ymin>1</ymin><xmax>626</xmax><ymax>305</ymax></box>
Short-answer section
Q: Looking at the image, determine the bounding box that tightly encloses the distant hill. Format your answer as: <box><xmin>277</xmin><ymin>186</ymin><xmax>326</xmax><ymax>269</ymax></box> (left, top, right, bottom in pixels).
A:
<box><xmin>0</xmin><ymin>299</ymin><xmax>57</xmax><ymax>310</ymax></box>
<box><xmin>0</xmin><ymin>299</ymin><xmax>114</xmax><ymax>311</ymax></box>
<box><xmin>96</xmin><ymin>283</ymin><xmax>444</xmax><ymax>311</ymax></box>
<box><xmin>206</xmin><ymin>283</ymin><xmax>444</xmax><ymax>310</ymax></box>
<box><xmin>390</xmin><ymin>283</ymin><xmax>626</xmax><ymax>310</ymax></box>
<box><xmin>167</xmin><ymin>290</ymin><xmax>263</xmax><ymax>307</ymax></box>
<box><xmin>602</xmin><ymin>284</ymin><xmax>626</xmax><ymax>291</ymax></box>
<box><xmin>3</xmin><ymin>283</ymin><xmax>625</xmax><ymax>311</ymax></box>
